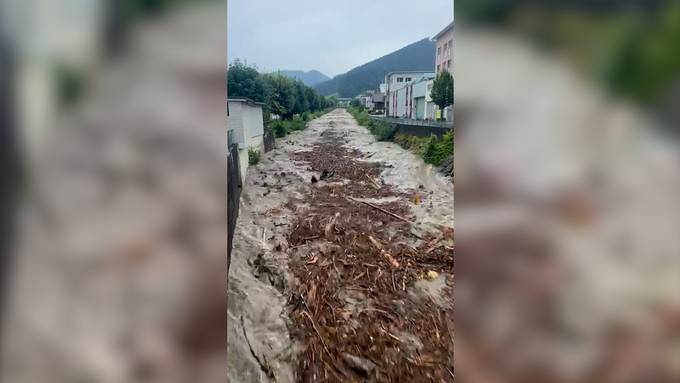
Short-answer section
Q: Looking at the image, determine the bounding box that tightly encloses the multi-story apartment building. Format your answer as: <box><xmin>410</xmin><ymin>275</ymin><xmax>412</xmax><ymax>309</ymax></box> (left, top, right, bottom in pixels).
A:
<box><xmin>434</xmin><ymin>21</ymin><xmax>454</xmax><ymax>121</ymax></box>
<box><xmin>435</xmin><ymin>21</ymin><xmax>454</xmax><ymax>75</ymax></box>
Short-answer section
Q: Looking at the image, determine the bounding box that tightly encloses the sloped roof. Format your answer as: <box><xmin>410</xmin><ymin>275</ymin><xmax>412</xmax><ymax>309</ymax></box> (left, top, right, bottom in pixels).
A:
<box><xmin>434</xmin><ymin>21</ymin><xmax>454</xmax><ymax>41</ymax></box>
<box><xmin>228</xmin><ymin>97</ymin><xmax>265</xmax><ymax>106</ymax></box>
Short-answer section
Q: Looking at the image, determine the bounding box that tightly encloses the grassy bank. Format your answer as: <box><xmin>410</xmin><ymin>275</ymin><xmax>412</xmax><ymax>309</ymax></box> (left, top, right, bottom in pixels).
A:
<box><xmin>348</xmin><ymin>107</ymin><xmax>454</xmax><ymax>167</ymax></box>
<box><xmin>269</xmin><ymin>109</ymin><xmax>332</xmax><ymax>138</ymax></box>
<box><xmin>394</xmin><ymin>132</ymin><xmax>454</xmax><ymax>166</ymax></box>
<box><xmin>348</xmin><ymin>107</ymin><xmax>398</xmax><ymax>141</ymax></box>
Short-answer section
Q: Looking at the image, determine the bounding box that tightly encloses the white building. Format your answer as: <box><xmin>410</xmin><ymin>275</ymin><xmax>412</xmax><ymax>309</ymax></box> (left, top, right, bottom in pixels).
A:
<box><xmin>337</xmin><ymin>98</ymin><xmax>353</xmax><ymax>107</ymax></box>
<box><xmin>412</xmin><ymin>75</ymin><xmax>436</xmax><ymax>120</ymax></box>
<box><xmin>384</xmin><ymin>71</ymin><xmax>435</xmax><ymax>119</ymax></box>
<box><xmin>227</xmin><ymin>98</ymin><xmax>265</xmax><ymax>183</ymax></box>
<box><xmin>359</xmin><ymin>94</ymin><xmax>371</xmax><ymax>108</ymax></box>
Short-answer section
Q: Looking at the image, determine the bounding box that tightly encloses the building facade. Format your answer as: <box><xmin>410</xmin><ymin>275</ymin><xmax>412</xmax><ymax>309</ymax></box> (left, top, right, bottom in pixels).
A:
<box><xmin>412</xmin><ymin>76</ymin><xmax>436</xmax><ymax>120</ymax></box>
<box><xmin>337</xmin><ymin>98</ymin><xmax>353</xmax><ymax>107</ymax></box>
<box><xmin>359</xmin><ymin>94</ymin><xmax>371</xmax><ymax>109</ymax></box>
<box><xmin>391</xmin><ymin>74</ymin><xmax>436</xmax><ymax>120</ymax></box>
<box><xmin>227</xmin><ymin>98</ymin><xmax>265</xmax><ymax>183</ymax></box>
<box><xmin>434</xmin><ymin>21</ymin><xmax>454</xmax><ymax>121</ymax></box>
<box><xmin>435</xmin><ymin>21</ymin><xmax>454</xmax><ymax>75</ymax></box>
<box><xmin>384</xmin><ymin>71</ymin><xmax>434</xmax><ymax>118</ymax></box>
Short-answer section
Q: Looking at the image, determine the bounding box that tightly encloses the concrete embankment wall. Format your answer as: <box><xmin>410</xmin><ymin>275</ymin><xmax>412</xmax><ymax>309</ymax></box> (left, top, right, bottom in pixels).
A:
<box><xmin>394</xmin><ymin>122</ymin><xmax>453</xmax><ymax>137</ymax></box>
<box><xmin>369</xmin><ymin>116</ymin><xmax>453</xmax><ymax>137</ymax></box>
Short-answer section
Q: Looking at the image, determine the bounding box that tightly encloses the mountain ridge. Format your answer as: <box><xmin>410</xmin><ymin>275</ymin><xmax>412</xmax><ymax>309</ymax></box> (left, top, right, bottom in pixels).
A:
<box><xmin>314</xmin><ymin>38</ymin><xmax>436</xmax><ymax>97</ymax></box>
<box><xmin>277</xmin><ymin>69</ymin><xmax>330</xmax><ymax>86</ymax></box>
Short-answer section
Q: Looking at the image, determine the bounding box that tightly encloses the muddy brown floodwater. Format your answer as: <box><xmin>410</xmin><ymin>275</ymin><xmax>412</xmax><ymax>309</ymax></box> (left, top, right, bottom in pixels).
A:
<box><xmin>227</xmin><ymin>109</ymin><xmax>454</xmax><ymax>383</ymax></box>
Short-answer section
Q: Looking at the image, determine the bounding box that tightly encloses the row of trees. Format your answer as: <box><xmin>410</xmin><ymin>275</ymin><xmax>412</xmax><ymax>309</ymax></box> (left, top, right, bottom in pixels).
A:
<box><xmin>228</xmin><ymin>59</ymin><xmax>337</xmax><ymax>121</ymax></box>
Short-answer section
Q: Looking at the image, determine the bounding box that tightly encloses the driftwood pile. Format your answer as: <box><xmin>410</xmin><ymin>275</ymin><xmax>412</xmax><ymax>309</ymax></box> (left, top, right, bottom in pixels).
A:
<box><xmin>286</xmin><ymin>131</ymin><xmax>454</xmax><ymax>382</ymax></box>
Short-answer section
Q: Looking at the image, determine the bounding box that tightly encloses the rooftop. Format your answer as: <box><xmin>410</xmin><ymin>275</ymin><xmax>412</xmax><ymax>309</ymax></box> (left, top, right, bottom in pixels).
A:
<box><xmin>433</xmin><ymin>21</ymin><xmax>454</xmax><ymax>41</ymax></box>
<box><xmin>228</xmin><ymin>97</ymin><xmax>265</xmax><ymax>106</ymax></box>
<box><xmin>385</xmin><ymin>70</ymin><xmax>434</xmax><ymax>77</ymax></box>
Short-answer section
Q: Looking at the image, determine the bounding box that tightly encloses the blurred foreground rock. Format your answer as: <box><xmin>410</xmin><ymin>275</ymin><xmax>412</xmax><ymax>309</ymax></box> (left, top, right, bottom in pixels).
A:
<box><xmin>456</xmin><ymin>29</ymin><xmax>680</xmax><ymax>383</ymax></box>
<box><xmin>1</xmin><ymin>3</ymin><xmax>228</xmax><ymax>383</ymax></box>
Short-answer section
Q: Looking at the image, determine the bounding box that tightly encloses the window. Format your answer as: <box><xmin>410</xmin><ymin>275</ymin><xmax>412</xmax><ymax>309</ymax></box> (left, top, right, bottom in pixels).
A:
<box><xmin>405</xmin><ymin>77</ymin><xmax>412</xmax><ymax>82</ymax></box>
<box><xmin>436</xmin><ymin>64</ymin><xmax>440</xmax><ymax>73</ymax></box>
<box><xmin>437</xmin><ymin>47</ymin><xmax>441</xmax><ymax>56</ymax></box>
<box><xmin>448</xmin><ymin>60</ymin><xmax>452</xmax><ymax>69</ymax></box>
<box><xmin>397</xmin><ymin>77</ymin><xmax>404</xmax><ymax>83</ymax></box>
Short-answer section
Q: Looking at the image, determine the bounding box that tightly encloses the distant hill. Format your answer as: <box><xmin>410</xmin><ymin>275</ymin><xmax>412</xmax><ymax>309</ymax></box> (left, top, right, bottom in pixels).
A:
<box><xmin>278</xmin><ymin>70</ymin><xmax>330</xmax><ymax>86</ymax></box>
<box><xmin>314</xmin><ymin>38</ymin><xmax>436</xmax><ymax>97</ymax></box>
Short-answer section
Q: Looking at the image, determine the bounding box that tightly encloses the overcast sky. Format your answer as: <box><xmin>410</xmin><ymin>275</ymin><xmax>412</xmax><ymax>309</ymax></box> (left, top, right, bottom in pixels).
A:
<box><xmin>227</xmin><ymin>0</ymin><xmax>454</xmax><ymax>77</ymax></box>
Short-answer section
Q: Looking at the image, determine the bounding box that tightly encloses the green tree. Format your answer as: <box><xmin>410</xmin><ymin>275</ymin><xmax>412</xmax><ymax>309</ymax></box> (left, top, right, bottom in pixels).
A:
<box><xmin>350</xmin><ymin>98</ymin><xmax>362</xmax><ymax>108</ymax></box>
<box><xmin>292</xmin><ymin>81</ymin><xmax>310</xmax><ymax>115</ymax></box>
<box><xmin>431</xmin><ymin>71</ymin><xmax>454</xmax><ymax>112</ymax></box>
<box><xmin>305</xmin><ymin>87</ymin><xmax>319</xmax><ymax>111</ymax></box>
<box><xmin>600</xmin><ymin>4</ymin><xmax>680</xmax><ymax>101</ymax></box>
<box><xmin>227</xmin><ymin>59</ymin><xmax>265</xmax><ymax>102</ymax></box>
<box><xmin>457</xmin><ymin>0</ymin><xmax>512</xmax><ymax>25</ymax></box>
<box><xmin>262</xmin><ymin>73</ymin><xmax>296</xmax><ymax>118</ymax></box>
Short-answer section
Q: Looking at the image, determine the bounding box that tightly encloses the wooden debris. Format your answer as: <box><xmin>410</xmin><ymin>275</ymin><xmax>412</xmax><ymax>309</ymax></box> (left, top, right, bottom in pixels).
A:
<box><xmin>368</xmin><ymin>235</ymin><xmax>400</xmax><ymax>268</ymax></box>
<box><xmin>364</xmin><ymin>173</ymin><xmax>381</xmax><ymax>189</ymax></box>
<box><xmin>306</xmin><ymin>255</ymin><xmax>319</xmax><ymax>265</ymax></box>
<box><xmin>285</xmin><ymin>129</ymin><xmax>453</xmax><ymax>382</ymax></box>
<box><xmin>324</xmin><ymin>213</ymin><xmax>340</xmax><ymax>236</ymax></box>
<box><xmin>348</xmin><ymin>196</ymin><xmax>411</xmax><ymax>224</ymax></box>
<box><xmin>302</xmin><ymin>311</ymin><xmax>332</xmax><ymax>358</ymax></box>
<box><xmin>342</xmin><ymin>353</ymin><xmax>377</xmax><ymax>377</ymax></box>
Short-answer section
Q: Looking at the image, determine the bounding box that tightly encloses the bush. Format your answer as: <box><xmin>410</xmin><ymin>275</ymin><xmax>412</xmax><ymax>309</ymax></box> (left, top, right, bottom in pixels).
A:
<box><xmin>289</xmin><ymin>115</ymin><xmax>307</xmax><ymax>131</ymax></box>
<box><xmin>393</xmin><ymin>134</ymin><xmax>411</xmax><ymax>148</ymax></box>
<box><xmin>248</xmin><ymin>147</ymin><xmax>261</xmax><ymax>165</ymax></box>
<box><xmin>348</xmin><ymin>106</ymin><xmax>397</xmax><ymax>141</ymax></box>
<box><xmin>369</xmin><ymin>120</ymin><xmax>397</xmax><ymax>141</ymax></box>
<box><xmin>394</xmin><ymin>134</ymin><xmax>430</xmax><ymax>154</ymax></box>
<box><xmin>310</xmin><ymin>109</ymin><xmax>331</xmax><ymax>119</ymax></box>
<box><xmin>421</xmin><ymin>131</ymin><xmax>454</xmax><ymax>166</ymax></box>
<box><xmin>348</xmin><ymin>106</ymin><xmax>368</xmax><ymax>125</ymax></box>
<box><xmin>301</xmin><ymin>111</ymin><xmax>311</xmax><ymax>122</ymax></box>
<box><xmin>394</xmin><ymin>131</ymin><xmax>454</xmax><ymax>166</ymax></box>
<box><xmin>271</xmin><ymin>120</ymin><xmax>287</xmax><ymax>138</ymax></box>
<box><xmin>355</xmin><ymin>110</ymin><xmax>371</xmax><ymax>126</ymax></box>
<box><xmin>421</xmin><ymin>137</ymin><xmax>439</xmax><ymax>165</ymax></box>
<box><xmin>269</xmin><ymin>115</ymin><xmax>311</xmax><ymax>138</ymax></box>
